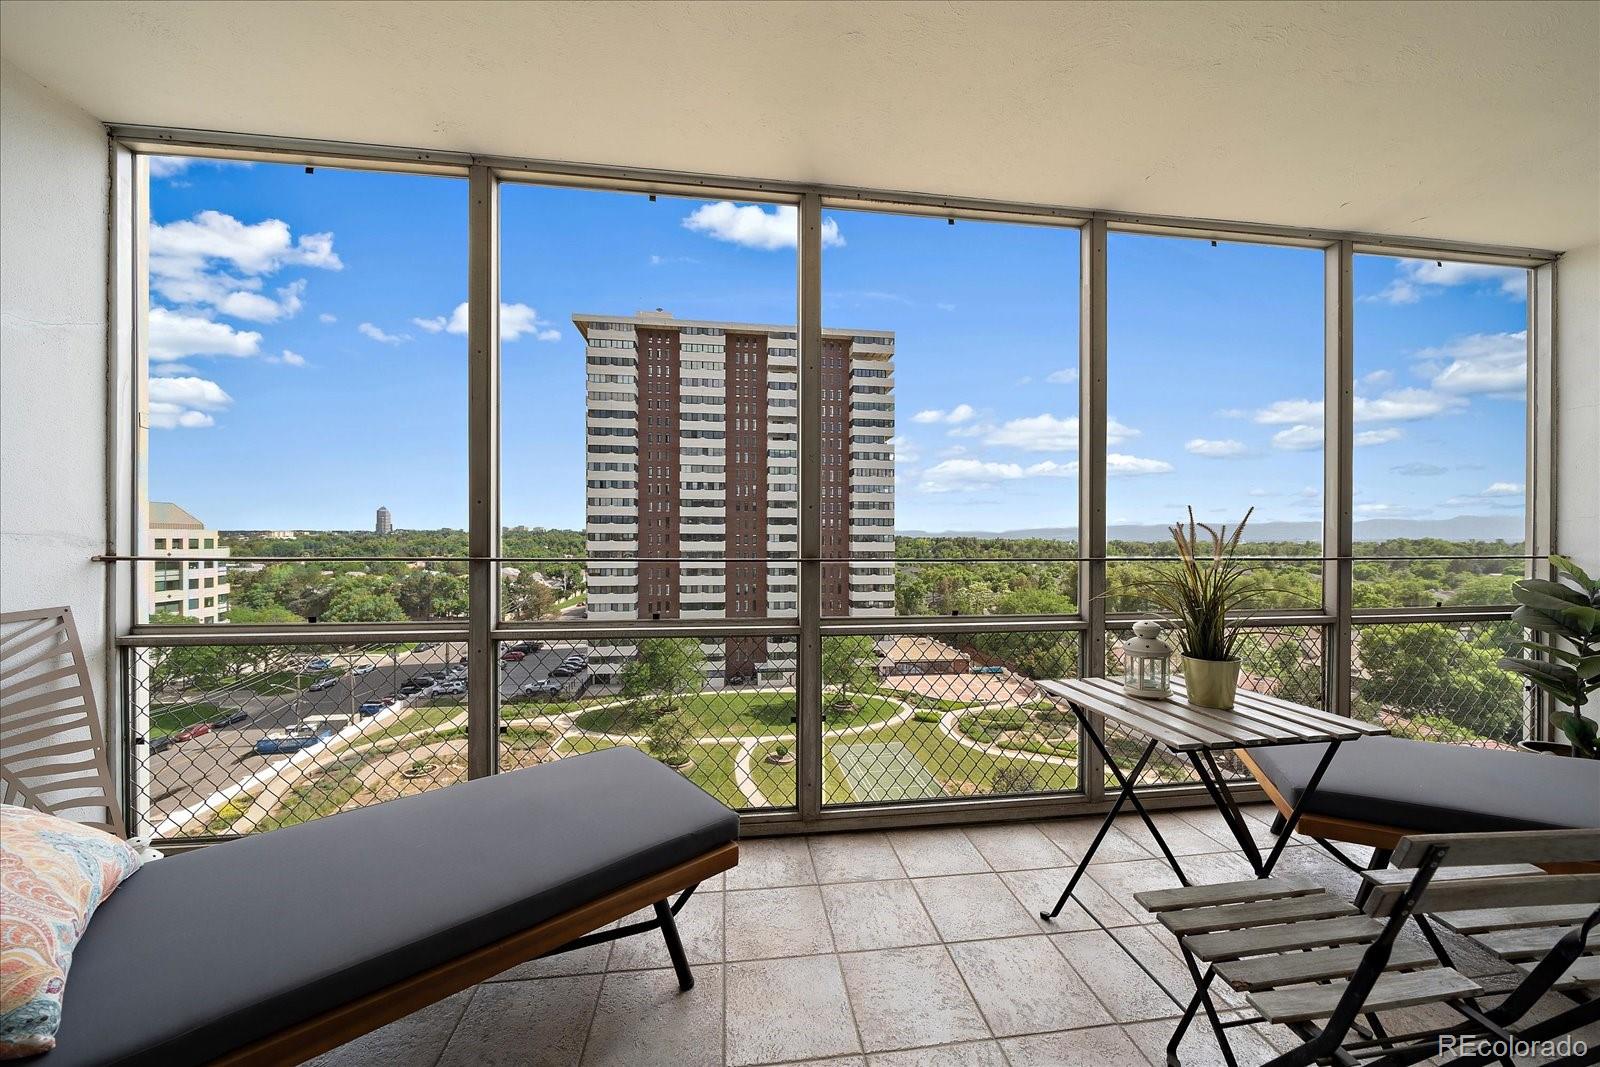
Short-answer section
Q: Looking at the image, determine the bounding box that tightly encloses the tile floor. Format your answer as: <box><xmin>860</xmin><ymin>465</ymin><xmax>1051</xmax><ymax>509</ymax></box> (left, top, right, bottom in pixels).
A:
<box><xmin>306</xmin><ymin>805</ymin><xmax>1577</xmax><ymax>1067</ymax></box>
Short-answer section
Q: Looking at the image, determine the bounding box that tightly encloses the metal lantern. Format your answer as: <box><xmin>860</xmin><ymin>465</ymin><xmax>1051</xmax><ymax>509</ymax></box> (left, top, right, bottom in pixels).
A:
<box><xmin>1122</xmin><ymin>620</ymin><xmax>1172</xmax><ymax>698</ymax></box>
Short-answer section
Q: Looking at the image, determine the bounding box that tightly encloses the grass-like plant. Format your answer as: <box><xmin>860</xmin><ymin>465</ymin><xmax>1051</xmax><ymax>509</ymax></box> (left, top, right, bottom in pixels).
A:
<box><xmin>1137</xmin><ymin>507</ymin><xmax>1260</xmax><ymax>662</ymax></box>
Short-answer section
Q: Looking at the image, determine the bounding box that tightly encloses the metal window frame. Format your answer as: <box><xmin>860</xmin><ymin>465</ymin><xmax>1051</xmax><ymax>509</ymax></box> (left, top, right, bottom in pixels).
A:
<box><xmin>107</xmin><ymin>126</ymin><xmax>1561</xmax><ymax>838</ymax></box>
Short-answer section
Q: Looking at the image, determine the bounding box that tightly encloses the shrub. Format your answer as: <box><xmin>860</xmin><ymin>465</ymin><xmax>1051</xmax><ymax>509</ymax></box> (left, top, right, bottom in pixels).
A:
<box><xmin>912</xmin><ymin>709</ymin><xmax>944</xmax><ymax>724</ymax></box>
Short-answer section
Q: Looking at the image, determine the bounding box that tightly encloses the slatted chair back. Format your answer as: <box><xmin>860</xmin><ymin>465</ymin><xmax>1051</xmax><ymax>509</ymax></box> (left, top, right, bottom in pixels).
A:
<box><xmin>0</xmin><ymin>606</ymin><xmax>124</xmax><ymax>836</ymax></box>
<box><xmin>1365</xmin><ymin>829</ymin><xmax>1600</xmax><ymax>918</ymax></box>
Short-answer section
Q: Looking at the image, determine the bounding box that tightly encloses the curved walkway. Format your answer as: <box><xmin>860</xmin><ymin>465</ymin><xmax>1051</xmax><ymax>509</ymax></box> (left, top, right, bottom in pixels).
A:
<box><xmin>543</xmin><ymin>691</ymin><xmax>920</xmax><ymax>747</ymax></box>
<box><xmin>935</xmin><ymin>708</ymin><xmax>1080</xmax><ymax>768</ymax></box>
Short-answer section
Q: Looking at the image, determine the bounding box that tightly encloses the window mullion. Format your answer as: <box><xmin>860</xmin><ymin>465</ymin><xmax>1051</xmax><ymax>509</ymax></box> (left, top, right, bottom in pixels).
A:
<box><xmin>796</xmin><ymin>192</ymin><xmax>824</xmax><ymax>821</ymax></box>
<box><xmin>467</xmin><ymin>164</ymin><xmax>500</xmax><ymax>779</ymax></box>
<box><xmin>1323</xmin><ymin>240</ymin><xmax>1354</xmax><ymax>716</ymax></box>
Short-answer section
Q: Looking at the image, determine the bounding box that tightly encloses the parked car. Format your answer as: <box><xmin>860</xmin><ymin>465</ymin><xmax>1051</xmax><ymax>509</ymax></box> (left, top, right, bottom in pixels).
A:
<box><xmin>408</xmin><ymin>674</ymin><xmax>437</xmax><ymax>687</ymax></box>
<box><xmin>254</xmin><ymin>725</ymin><xmax>324</xmax><ymax>755</ymax></box>
<box><xmin>148</xmin><ymin>733</ymin><xmax>174</xmax><ymax>754</ymax></box>
<box><xmin>502</xmin><ymin>649</ymin><xmax>526</xmax><ymax>662</ymax></box>
<box><xmin>300</xmin><ymin>658</ymin><xmax>333</xmax><ymax>674</ymax></box>
<box><xmin>508</xmin><ymin>641</ymin><xmax>544</xmax><ymax>654</ymax></box>
<box><xmin>971</xmin><ymin>665</ymin><xmax>1004</xmax><ymax>675</ymax></box>
<box><xmin>173</xmin><ymin>721</ymin><xmax>212</xmax><ymax>743</ymax></box>
<box><xmin>725</xmin><ymin>673</ymin><xmax>750</xmax><ymax>686</ymax></box>
<box><xmin>399</xmin><ymin>682</ymin><xmax>425</xmax><ymax>695</ymax></box>
<box><xmin>358</xmin><ymin>701</ymin><xmax>388</xmax><ymax>716</ymax></box>
<box><xmin>415</xmin><ymin>642</ymin><xmax>436</xmax><ymax>652</ymax></box>
<box><xmin>444</xmin><ymin>665</ymin><xmax>468</xmax><ymax>680</ymax></box>
<box><xmin>352</xmin><ymin>663</ymin><xmax>375</xmax><ymax>676</ymax></box>
<box><xmin>519</xmin><ymin>680</ymin><xmax>563</xmax><ymax>698</ymax></box>
<box><xmin>432</xmin><ymin>680</ymin><xmax>467</xmax><ymax>696</ymax></box>
<box><xmin>308</xmin><ymin>677</ymin><xmax>338</xmax><ymax>692</ymax></box>
<box><xmin>207</xmin><ymin>707</ymin><xmax>249</xmax><ymax>729</ymax></box>
<box><xmin>457</xmin><ymin>655</ymin><xmax>468</xmax><ymax>664</ymax></box>
<box><xmin>550</xmin><ymin>663</ymin><xmax>578</xmax><ymax>678</ymax></box>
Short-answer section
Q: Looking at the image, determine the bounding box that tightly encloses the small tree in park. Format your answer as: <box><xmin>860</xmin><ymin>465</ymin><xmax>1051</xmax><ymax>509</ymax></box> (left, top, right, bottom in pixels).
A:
<box><xmin>620</xmin><ymin>638</ymin><xmax>706</xmax><ymax>716</ymax></box>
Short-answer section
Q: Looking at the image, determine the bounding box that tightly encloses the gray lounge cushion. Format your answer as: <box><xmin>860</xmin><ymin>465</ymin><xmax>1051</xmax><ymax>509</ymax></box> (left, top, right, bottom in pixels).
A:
<box><xmin>1249</xmin><ymin>736</ymin><xmax>1600</xmax><ymax>834</ymax></box>
<box><xmin>51</xmin><ymin>747</ymin><xmax>737</xmax><ymax>1066</ymax></box>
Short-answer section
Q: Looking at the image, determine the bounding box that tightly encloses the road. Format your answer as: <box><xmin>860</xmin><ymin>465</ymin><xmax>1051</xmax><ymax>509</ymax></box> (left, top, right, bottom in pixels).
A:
<box><xmin>142</xmin><ymin>640</ymin><xmax>595</xmax><ymax>826</ymax></box>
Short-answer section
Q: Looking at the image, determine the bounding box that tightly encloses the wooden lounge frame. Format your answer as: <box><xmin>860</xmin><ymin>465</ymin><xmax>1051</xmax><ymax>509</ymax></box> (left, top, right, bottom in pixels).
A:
<box><xmin>212</xmin><ymin>841</ymin><xmax>737</xmax><ymax>1067</ymax></box>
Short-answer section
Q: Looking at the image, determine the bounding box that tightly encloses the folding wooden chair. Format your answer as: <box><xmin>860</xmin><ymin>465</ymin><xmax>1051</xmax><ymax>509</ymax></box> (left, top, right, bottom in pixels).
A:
<box><xmin>1136</xmin><ymin>829</ymin><xmax>1600</xmax><ymax>1067</ymax></box>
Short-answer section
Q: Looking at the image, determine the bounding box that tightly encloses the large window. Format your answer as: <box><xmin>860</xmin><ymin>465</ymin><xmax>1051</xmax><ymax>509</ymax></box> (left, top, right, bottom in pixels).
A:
<box><xmin>118</xmin><ymin>143</ymin><xmax>1551</xmax><ymax>840</ymax></box>
<box><xmin>822</xmin><ymin>208</ymin><xmax>1082</xmax><ymax>618</ymax></box>
<box><xmin>1351</xmin><ymin>254</ymin><xmax>1530</xmax><ymax>608</ymax></box>
<box><xmin>1106</xmin><ymin>234</ymin><xmax>1325</xmax><ymax>615</ymax></box>
<box><xmin>141</xmin><ymin>158</ymin><xmax>468</xmax><ymax>625</ymax></box>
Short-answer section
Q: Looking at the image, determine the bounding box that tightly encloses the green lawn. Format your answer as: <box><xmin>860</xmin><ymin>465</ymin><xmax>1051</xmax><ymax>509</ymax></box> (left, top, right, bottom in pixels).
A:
<box><xmin>150</xmin><ymin>702</ymin><xmax>226</xmax><ymax>739</ymax></box>
<box><xmin>824</xmin><ymin>718</ymin><xmax>1079</xmax><ymax>803</ymax></box>
<box><xmin>573</xmin><ymin>691</ymin><xmax>902</xmax><ymax>739</ymax></box>
<box><xmin>555</xmin><ymin>735</ymin><xmax>746</xmax><ymax>809</ymax></box>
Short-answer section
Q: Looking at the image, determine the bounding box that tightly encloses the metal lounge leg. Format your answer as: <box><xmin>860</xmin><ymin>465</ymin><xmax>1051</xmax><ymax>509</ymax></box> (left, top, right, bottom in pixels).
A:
<box><xmin>1042</xmin><ymin>735</ymin><xmax>1160</xmax><ymax>919</ymax></box>
<box><xmin>654</xmin><ymin>899</ymin><xmax>695</xmax><ymax>991</ymax></box>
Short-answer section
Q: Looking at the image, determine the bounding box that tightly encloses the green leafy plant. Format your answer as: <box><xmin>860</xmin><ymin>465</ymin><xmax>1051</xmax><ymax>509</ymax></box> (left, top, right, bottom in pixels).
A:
<box><xmin>645</xmin><ymin>712</ymin><xmax>695</xmax><ymax>767</ymax></box>
<box><xmin>1135</xmin><ymin>508</ymin><xmax>1262</xmax><ymax>662</ymax></box>
<box><xmin>1497</xmin><ymin>555</ymin><xmax>1600</xmax><ymax>758</ymax></box>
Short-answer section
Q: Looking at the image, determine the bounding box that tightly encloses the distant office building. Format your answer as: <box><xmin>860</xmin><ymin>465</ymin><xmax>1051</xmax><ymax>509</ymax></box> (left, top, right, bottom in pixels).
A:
<box><xmin>376</xmin><ymin>506</ymin><xmax>393</xmax><ymax>535</ymax></box>
<box><xmin>574</xmin><ymin>310</ymin><xmax>895</xmax><ymax>682</ymax></box>
<box><xmin>145</xmin><ymin>502</ymin><xmax>231</xmax><ymax>623</ymax></box>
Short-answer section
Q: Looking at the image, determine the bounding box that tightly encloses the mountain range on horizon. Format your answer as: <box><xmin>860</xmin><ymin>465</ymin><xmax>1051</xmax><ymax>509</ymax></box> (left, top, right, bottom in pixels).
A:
<box><xmin>898</xmin><ymin>515</ymin><xmax>1526</xmax><ymax>543</ymax></box>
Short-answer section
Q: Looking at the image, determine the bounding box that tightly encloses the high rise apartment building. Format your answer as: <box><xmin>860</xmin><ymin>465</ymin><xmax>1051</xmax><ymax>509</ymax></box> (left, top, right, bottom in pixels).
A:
<box><xmin>375</xmin><ymin>506</ymin><xmax>393</xmax><ymax>535</ymax></box>
<box><xmin>145</xmin><ymin>502</ymin><xmax>231</xmax><ymax>623</ymax></box>
<box><xmin>576</xmin><ymin>311</ymin><xmax>895</xmax><ymax>682</ymax></box>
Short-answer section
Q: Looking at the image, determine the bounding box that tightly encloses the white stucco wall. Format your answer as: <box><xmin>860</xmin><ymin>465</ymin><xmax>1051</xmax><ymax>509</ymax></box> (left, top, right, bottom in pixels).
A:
<box><xmin>1556</xmin><ymin>243</ymin><xmax>1599</xmax><ymax>574</ymax></box>
<box><xmin>0</xmin><ymin>59</ymin><xmax>110</xmax><ymax>696</ymax></box>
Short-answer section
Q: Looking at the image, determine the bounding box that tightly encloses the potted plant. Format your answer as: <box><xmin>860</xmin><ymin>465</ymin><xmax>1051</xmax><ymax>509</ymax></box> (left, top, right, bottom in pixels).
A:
<box><xmin>1497</xmin><ymin>555</ymin><xmax>1600</xmax><ymax>758</ymax></box>
<box><xmin>1137</xmin><ymin>508</ymin><xmax>1260</xmax><ymax>710</ymax></box>
<box><xmin>766</xmin><ymin>741</ymin><xmax>795</xmax><ymax>765</ymax></box>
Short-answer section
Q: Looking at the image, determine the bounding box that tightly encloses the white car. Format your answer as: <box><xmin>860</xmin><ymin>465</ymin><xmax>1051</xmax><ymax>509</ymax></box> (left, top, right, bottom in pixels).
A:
<box><xmin>433</xmin><ymin>680</ymin><xmax>467</xmax><ymax>696</ymax></box>
<box><xmin>352</xmin><ymin>663</ymin><xmax>375</xmax><ymax>676</ymax></box>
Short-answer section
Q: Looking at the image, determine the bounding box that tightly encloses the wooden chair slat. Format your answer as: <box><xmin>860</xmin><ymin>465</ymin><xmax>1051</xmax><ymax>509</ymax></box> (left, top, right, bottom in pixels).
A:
<box><xmin>1183</xmin><ymin>915</ymin><xmax>1384</xmax><ymax>962</ymax></box>
<box><xmin>1517</xmin><ymin>955</ymin><xmax>1600</xmax><ymax>990</ymax></box>
<box><xmin>1475</xmin><ymin>925</ymin><xmax>1600</xmax><ymax>961</ymax></box>
<box><xmin>1365</xmin><ymin>873</ymin><xmax>1600</xmax><ymax>917</ymax></box>
<box><xmin>1161</xmin><ymin>892</ymin><xmax>1354</xmax><ymax>936</ymax></box>
<box><xmin>1214</xmin><ymin>940</ymin><xmax>1439</xmax><ymax>993</ymax></box>
<box><xmin>1362</xmin><ymin>863</ymin><xmax>1544</xmax><ymax>887</ymax></box>
<box><xmin>1247</xmin><ymin>968</ymin><xmax>1482</xmax><ymax>1024</ymax></box>
<box><xmin>1391</xmin><ymin>829</ymin><xmax>1600</xmax><ymax>869</ymax></box>
<box><xmin>1433</xmin><ymin>903</ymin><xmax>1600</xmax><ymax>934</ymax></box>
<box><xmin>1135</xmin><ymin>875</ymin><xmax>1320</xmax><ymax>913</ymax></box>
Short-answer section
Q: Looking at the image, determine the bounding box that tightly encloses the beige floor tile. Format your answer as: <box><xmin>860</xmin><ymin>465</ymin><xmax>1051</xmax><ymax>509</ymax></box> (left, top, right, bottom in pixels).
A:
<box><xmin>914</xmin><ymin>872</ymin><xmax>1042</xmax><ymax>941</ymax></box>
<box><xmin>1035</xmin><ymin>816</ymin><xmax>1153</xmax><ymax>865</ymax></box>
<box><xmin>725</xmin><ymin>885</ymin><xmax>835</xmax><ymax>960</ymax></box>
<box><xmin>436</xmin><ymin>976</ymin><xmax>601</xmax><ymax>1067</ymax></box>
<box><xmin>726</xmin><ymin>837</ymin><xmax>817</xmax><ymax>890</ymax></box>
<box><xmin>809</xmin><ymin>831</ymin><xmax>908</xmax><ymax>884</ymax></box>
<box><xmin>868</xmin><ymin>1039</ymin><xmax>1007</xmax><ymax>1066</ymax></box>
<box><xmin>887</xmin><ymin>827</ymin><xmax>991</xmax><ymax>877</ymax></box>
<box><xmin>307</xmin><ymin>989</ymin><xmax>474</xmax><ymax>1067</ymax></box>
<box><xmin>1053</xmin><ymin>929</ymin><xmax>1181</xmax><ymax>1022</ymax></box>
<box><xmin>821</xmin><ymin>878</ymin><xmax>941</xmax><ymax>952</ymax></box>
<box><xmin>581</xmin><ymin>965</ymin><xmax>724</xmax><ymax>1067</ymax></box>
<box><xmin>725</xmin><ymin>955</ymin><xmax>861</xmax><ymax>1066</ymax></box>
<box><xmin>608</xmin><ymin>891</ymin><xmax>724</xmax><ymax>970</ymax></box>
<box><xmin>1000</xmin><ymin>1025</ymin><xmax>1148</xmax><ymax>1067</ymax></box>
<box><xmin>947</xmin><ymin>935</ymin><xmax>1112</xmax><ymax>1037</ymax></box>
<box><xmin>961</xmin><ymin>822</ymin><xmax>1072</xmax><ymax>871</ymax></box>
<box><xmin>838</xmin><ymin>945</ymin><xmax>991</xmax><ymax>1052</ymax></box>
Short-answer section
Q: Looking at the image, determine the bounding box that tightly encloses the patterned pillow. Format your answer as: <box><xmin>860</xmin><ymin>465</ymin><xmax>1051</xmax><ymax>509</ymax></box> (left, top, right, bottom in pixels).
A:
<box><xmin>0</xmin><ymin>805</ymin><xmax>143</xmax><ymax>1058</ymax></box>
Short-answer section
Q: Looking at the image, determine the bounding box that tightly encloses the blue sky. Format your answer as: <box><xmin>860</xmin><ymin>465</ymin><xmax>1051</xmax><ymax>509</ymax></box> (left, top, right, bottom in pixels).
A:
<box><xmin>147</xmin><ymin>158</ymin><xmax>1528</xmax><ymax>537</ymax></box>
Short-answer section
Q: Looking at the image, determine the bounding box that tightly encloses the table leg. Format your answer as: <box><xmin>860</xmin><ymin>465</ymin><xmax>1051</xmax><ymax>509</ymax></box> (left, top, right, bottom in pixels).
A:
<box><xmin>1260</xmin><ymin>739</ymin><xmax>1341</xmax><ymax>875</ymax></box>
<box><xmin>1040</xmin><ymin>736</ymin><xmax>1161</xmax><ymax>920</ymax></box>
<box><xmin>1076</xmin><ymin>702</ymin><xmax>1193</xmax><ymax>883</ymax></box>
<box><xmin>1190</xmin><ymin>749</ymin><xmax>1267</xmax><ymax>876</ymax></box>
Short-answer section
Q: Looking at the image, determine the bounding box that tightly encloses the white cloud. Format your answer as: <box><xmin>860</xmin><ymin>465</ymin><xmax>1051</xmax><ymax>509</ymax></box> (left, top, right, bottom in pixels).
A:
<box><xmin>148</xmin><ymin>156</ymin><xmax>192</xmax><ymax>179</ymax></box>
<box><xmin>1360</xmin><ymin>369</ymin><xmax>1393</xmax><ymax>387</ymax></box>
<box><xmin>1481</xmin><ymin>481</ymin><xmax>1523</xmax><ymax>496</ymax></box>
<box><xmin>1364</xmin><ymin>259</ymin><xmax>1525</xmax><ymax>304</ymax></box>
<box><xmin>1417</xmin><ymin>330</ymin><xmax>1526</xmax><ymax>395</ymax></box>
<box><xmin>147</xmin><ymin>375</ymin><xmax>232</xmax><ymax>429</ymax></box>
<box><xmin>1248</xmin><ymin>488</ymin><xmax>1279</xmax><ymax>497</ymax></box>
<box><xmin>148</xmin><ymin>307</ymin><xmax>262</xmax><ymax>361</ymax></box>
<box><xmin>983</xmin><ymin>413</ymin><xmax>1137</xmax><ymax>452</ymax></box>
<box><xmin>1391</xmin><ymin>462</ymin><xmax>1448</xmax><ymax>476</ymax></box>
<box><xmin>278</xmin><ymin>350</ymin><xmax>306</xmax><ymax>367</ymax></box>
<box><xmin>918</xmin><ymin>459</ymin><xmax>1025</xmax><ymax>493</ymax></box>
<box><xmin>1255</xmin><ymin>388</ymin><xmax>1466</xmax><ymax>429</ymax></box>
<box><xmin>1185</xmin><ymin>438</ymin><xmax>1246</xmax><ymax>458</ymax></box>
<box><xmin>149</xmin><ymin>210</ymin><xmax>337</xmax><ymax>323</ymax></box>
<box><xmin>1354</xmin><ymin>428</ymin><xmax>1402</xmax><ymax>446</ymax></box>
<box><xmin>1271</xmin><ymin>424</ymin><xmax>1322</xmax><ymax>451</ymax></box>
<box><xmin>359</xmin><ymin>322</ymin><xmax>409</xmax><ymax>344</ymax></box>
<box><xmin>416</xmin><ymin>301</ymin><xmax>561</xmax><ymax>342</ymax></box>
<box><xmin>886</xmin><ymin>435</ymin><xmax>921</xmax><ymax>465</ymax></box>
<box><xmin>912</xmin><ymin>404</ymin><xmax>976</xmax><ymax>425</ymax></box>
<box><xmin>318</xmin><ymin>312</ymin><xmax>338</xmax><ymax>324</ymax></box>
<box><xmin>680</xmin><ymin>202</ymin><xmax>843</xmax><ymax>250</ymax></box>
<box><xmin>1106</xmin><ymin>453</ymin><xmax>1174</xmax><ymax>476</ymax></box>
<box><xmin>1045</xmin><ymin>368</ymin><xmax>1078</xmax><ymax>385</ymax></box>
<box><xmin>936</xmin><ymin>302</ymin><xmax>957</xmax><ymax>312</ymax></box>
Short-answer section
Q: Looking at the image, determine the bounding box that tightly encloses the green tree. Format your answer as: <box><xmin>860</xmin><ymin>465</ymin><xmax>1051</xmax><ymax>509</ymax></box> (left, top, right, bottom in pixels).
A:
<box><xmin>1355</xmin><ymin>623</ymin><xmax>1522</xmax><ymax>742</ymax></box>
<box><xmin>822</xmin><ymin>635</ymin><xmax>877</xmax><ymax>710</ymax></box>
<box><xmin>501</xmin><ymin>570</ymin><xmax>558</xmax><ymax>621</ymax></box>
<box><xmin>1236</xmin><ymin>632</ymin><xmax>1323</xmax><ymax>707</ymax></box>
<box><xmin>619</xmin><ymin>638</ymin><xmax>705</xmax><ymax>714</ymax></box>
<box><xmin>396</xmin><ymin>569</ymin><xmax>469</xmax><ymax>619</ymax></box>
<box><xmin>321</xmin><ymin>576</ymin><xmax>406</xmax><ymax>623</ymax></box>
<box><xmin>645</xmin><ymin>713</ymin><xmax>695</xmax><ymax>767</ymax></box>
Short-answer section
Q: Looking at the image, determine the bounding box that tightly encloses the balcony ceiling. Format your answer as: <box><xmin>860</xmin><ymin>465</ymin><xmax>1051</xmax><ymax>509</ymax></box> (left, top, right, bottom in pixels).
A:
<box><xmin>2</xmin><ymin>0</ymin><xmax>1595</xmax><ymax>252</ymax></box>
